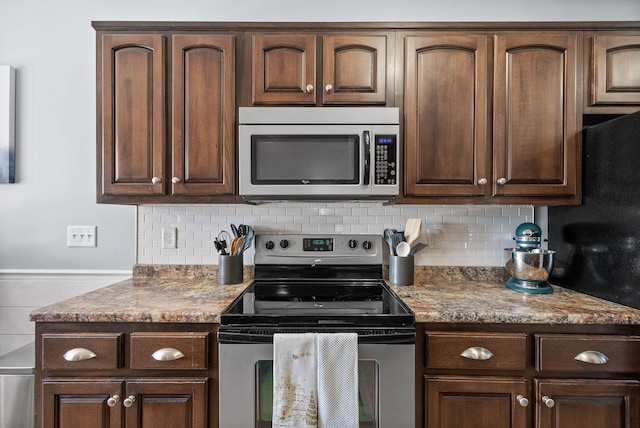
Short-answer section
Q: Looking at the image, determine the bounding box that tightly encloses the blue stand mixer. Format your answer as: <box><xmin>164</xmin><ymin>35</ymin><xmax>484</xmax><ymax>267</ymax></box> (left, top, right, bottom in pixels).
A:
<box><xmin>504</xmin><ymin>222</ymin><xmax>555</xmax><ymax>294</ymax></box>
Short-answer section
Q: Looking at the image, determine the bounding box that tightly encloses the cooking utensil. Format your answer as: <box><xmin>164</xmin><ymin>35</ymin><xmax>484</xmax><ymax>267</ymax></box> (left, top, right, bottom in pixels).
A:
<box><xmin>230</xmin><ymin>236</ymin><xmax>245</xmax><ymax>256</ymax></box>
<box><xmin>390</xmin><ymin>232</ymin><xmax>405</xmax><ymax>255</ymax></box>
<box><xmin>238</xmin><ymin>226</ymin><xmax>254</xmax><ymax>254</ymax></box>
<box><xmin>396</xmin><ymin>241</ymin><xmax>411</xmax><ymax>257</ymax></box>
<box><xmin>383</xmin><ymin>228</ymin><xmax>397</xmax><ymax>255</ymax></box>
<box><xmin>404</xmin><ymin>218</ymin><xmax>422</xmax><ymax>247</ymax></box>
<box><xmin>216</xmin><ymin>230</ymin><xmax>232</xmax><ymax>255</ymax></box>
<box><xmin>410</xmin><ymin>243</ymin><xmax>427</xmax><ymax>255</ymax></box>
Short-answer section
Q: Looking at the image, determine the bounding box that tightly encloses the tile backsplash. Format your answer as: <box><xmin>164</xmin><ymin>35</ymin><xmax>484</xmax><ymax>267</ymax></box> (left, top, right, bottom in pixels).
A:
<box><xmin>137</xmin><ymin>203</ymin><xmax>533</xmax><ymax>267</ymax></box>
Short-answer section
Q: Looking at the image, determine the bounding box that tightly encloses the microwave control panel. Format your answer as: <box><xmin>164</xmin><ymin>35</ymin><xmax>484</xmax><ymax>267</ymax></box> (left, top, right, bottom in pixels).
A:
<box><xmin>374</xmin><ymin>135</ymin><xmax>397</xmax><ymax>185</ymax></box>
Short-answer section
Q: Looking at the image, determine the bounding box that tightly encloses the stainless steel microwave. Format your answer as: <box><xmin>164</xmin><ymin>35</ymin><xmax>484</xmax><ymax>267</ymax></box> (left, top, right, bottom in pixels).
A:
<box><xmin>238</xmin><ymin>107</ymin><xmax>399</xmax><ymax>201</ymax></box>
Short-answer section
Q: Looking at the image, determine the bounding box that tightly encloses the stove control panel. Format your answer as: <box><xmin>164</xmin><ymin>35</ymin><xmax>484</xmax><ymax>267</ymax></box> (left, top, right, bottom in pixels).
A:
<box><xmin>255</xmin><ymin>234</ymin><xmax>382</xmax><ymax>265</ymax></box>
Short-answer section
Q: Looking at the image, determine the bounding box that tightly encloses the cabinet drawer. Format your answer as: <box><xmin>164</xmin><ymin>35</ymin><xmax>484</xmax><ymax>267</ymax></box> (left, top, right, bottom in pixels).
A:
<box><xmin>536</xmin><ymin>334</ymin><xmax>640</xmax><ymax>373</ymax></box>
<box><xmin>130</xmin><ymin>332</ymin><xmax>209</xmax><ymax>370</ymax></box>
<box><xmin>425</xmin><ymin>332</ymin><xmax>527</xmax><ymax>370</ymax></box>
<box><xmin>42</xmin><ymin>333</ymin><xmax>122</xmax><ymax>370</ymax></box>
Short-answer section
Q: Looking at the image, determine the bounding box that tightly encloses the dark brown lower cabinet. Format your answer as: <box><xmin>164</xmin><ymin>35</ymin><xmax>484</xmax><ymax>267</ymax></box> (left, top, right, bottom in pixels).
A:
<box><xmin>426</xmin><ymin>376</ymin><xmax>529</xmax><ymax>428</ymax></box>
<box><xmin>42</xmin><ymin>377</ymin><xmax>207</xmax><ymax>428</ymax></box>
<box><xmin>535</xmin><ymin>379</ymin><xmax>640</xmax><ymax>428</ymax></box>
<box><xmin>418</xmin><ymin>324</ymin><xmax>640</xmax><ymax>428</ymax></box>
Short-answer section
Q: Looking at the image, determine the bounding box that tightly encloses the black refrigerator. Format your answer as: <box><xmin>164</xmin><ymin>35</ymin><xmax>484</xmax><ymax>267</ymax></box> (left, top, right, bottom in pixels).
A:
<box><xmin>548</xmin><ymin>111</ymin><xmax>640</xmax><ymax>310</ymax></box>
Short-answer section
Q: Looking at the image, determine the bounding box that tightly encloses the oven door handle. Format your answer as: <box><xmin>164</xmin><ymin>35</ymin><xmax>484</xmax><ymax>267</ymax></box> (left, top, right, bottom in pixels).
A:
<box><xmin>363</xmin><ymin>130</ymin><xmax>371</xmax><ymax>185</ymax></box>
<box><xmin>218</xmin><ymin>329</ymin><xmax>415</xmax><ymax>345</ymax></box>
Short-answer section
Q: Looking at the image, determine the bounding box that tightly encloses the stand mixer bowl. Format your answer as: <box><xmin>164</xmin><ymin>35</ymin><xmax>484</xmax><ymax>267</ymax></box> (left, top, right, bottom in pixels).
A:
<box><xmin>504</xmin><ymin>248</ymin><xmax>555</xmax><ymax>294</ymax></box>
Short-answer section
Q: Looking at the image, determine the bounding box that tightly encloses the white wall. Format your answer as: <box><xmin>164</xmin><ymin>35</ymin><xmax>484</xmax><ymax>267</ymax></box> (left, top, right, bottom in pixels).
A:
<box><xmin>0</xmin><ymin>0</ymin><xmax>639</xmax><ymax>271</ymax></box>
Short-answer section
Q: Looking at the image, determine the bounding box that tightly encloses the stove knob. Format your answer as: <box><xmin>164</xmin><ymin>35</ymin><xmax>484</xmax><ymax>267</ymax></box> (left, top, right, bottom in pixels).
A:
<box><xmin>265</xmin><ymin>240</ymin><xmax>275</xmax><ymax>250</ymax></box>
<box><xmin>348</xmin><ymin>239</ymin><xmax>358</xmax><ymax>249</ymax></box>
<box><xmin>279</xmin><ymin>239</ymin><xmax>289</xmax><ymax>249</ymax></box>
<box><xmin>362</xmin><ymin>240</ymin><xmax>373</xmax><ymax>250</ymax></box>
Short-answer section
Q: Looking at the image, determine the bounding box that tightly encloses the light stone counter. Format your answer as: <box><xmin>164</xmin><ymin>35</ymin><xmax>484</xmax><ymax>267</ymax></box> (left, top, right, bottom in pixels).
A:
<box><xmin>30</xmin><ymin>265</ymin><xmax>640</xmax><ymax>325</ymax></box>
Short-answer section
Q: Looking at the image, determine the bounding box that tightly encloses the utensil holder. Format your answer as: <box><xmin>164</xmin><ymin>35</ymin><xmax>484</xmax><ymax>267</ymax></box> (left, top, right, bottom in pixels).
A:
<box><xmin>219</xmin><ymin>254</ymin><xmax>243</xmax><ymax>285</ymax></box>
<box><xmin>389</xmin><ymin>255</ymin><xmax>414</xmax><ymax>286</ymax></box>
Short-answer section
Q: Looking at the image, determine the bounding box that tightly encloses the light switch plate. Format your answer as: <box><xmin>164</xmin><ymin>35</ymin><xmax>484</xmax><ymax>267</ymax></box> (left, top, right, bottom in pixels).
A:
<box><xmin>67</xmin><ymin>226</ymin><xmax>97</xmax><ymax>247</ymax></box>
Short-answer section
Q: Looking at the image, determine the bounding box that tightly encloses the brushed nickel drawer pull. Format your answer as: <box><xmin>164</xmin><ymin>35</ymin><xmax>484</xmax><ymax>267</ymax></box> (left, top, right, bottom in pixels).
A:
<box><xmin>152</xmin><ymin>347</ymin><xmax>185</xmax><ymax>362</ymax></box>
<box><xmin>542</xmin><ymin>395</ymin><xmax>555</xmax><ymax>408</ymax></box>
<box><xmin>460</xmin><ymin>346</ymin><xmax>494</xmax><ymax>360</ymax></box>
<box><xmin>63</xmin><ymin>347</ymin><xmax>97</xmax><ymax>362</ymax></box>
<box><xmin>574</xmin><ymin>350</ymin><xmax>609</xmax><ymax>365</ymax></box>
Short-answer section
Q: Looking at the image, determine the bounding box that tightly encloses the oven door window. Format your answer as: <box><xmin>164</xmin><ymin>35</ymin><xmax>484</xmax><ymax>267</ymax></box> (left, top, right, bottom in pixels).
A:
<box><xmin>251</xmin><ymin>135</ymin><xmax>360</xmax><ymax>184</ymax></box>
<box><xmin>256</xmin><ymin>360</ymin><xmax>379</xmax><ymax>428</ymax></box>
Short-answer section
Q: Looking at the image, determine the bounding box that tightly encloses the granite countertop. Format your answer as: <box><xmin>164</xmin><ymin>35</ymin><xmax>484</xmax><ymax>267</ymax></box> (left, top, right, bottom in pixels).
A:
<box><xmin>29</xmin><ymin>265</ymin><xmax>640</xmax><ymax>325</ymax></box>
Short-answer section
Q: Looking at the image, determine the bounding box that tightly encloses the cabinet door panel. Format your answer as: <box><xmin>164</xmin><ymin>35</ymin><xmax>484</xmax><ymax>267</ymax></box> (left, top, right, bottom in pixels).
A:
<box><xmin>42</xmin><ymin>379</ymin><xmax>123</xmax><ymax>428</ymax></box>
<box><xmin>404</xmin><ymin>35</ymin><xmax>490</xmax><ymax>197</ymax></box>
<box><xmin>125</xmin><ymin>378</ymin><xmax>208</xmax><ymax>428</ymax></box>
<box><xmin>426</xmin><ymin>376</ymin><xmax>529</xmax><ymax>428</ymax></box>
<box><xmin>100</xmin><ymin>34</ymin><xmax>165</xmax><ymax>196</ymax></box>
<box><xmin>252</xmin><ymin>34</ymin><xmax>316</xmax><ymax>104</ymax></box>
<box><xmin>536</xmin><ymin>379</ymin><xmax>640</xmax><ymax>428</ymax></box>
<box><xmin>493</xmin><ymin>33</ymin><xmax>578</xmax><ymax>197</ymax></box>
<box><xmin>591</xmin><ymin>33</ymin><xmax>640</xmax><ymax>106</ymax></box>
<box><xmin>323</xmin><ymin>35</ymin><xmax>387</xmax><ymax>104</ymax></box>
<box><xmin>171</xmin><ymin>35</ymin><xmax>235</xmax><ymax>195</ymax></box>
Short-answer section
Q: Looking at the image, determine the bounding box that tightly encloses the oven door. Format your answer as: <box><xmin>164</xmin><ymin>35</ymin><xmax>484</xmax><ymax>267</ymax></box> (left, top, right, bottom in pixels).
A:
<box><xmin>218</xmin><ymin>343</ymin><xmax>414</xmax><ymax>428</ymax></box>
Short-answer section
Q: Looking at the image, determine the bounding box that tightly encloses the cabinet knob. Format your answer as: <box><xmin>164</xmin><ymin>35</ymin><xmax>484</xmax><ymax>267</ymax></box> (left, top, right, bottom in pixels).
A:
<box><xmin>574</xmin><ymin>350</ymin><xmax>609</xmax><ymax>365</ymax></box>
<box><xmin>123</xmin><ymin>395</ymin><xmax>136</xmax><ymax>408</ymax></box>
<box><xmin>325</xmin><ymin>84</ymin><xmax>333</xmax><ymax>93</ymax></box>
<box><xmin>305</xmin><ymin>84</ymin><xmax>314</xmax><ymax>93</ymax></box>
<box><xmin>151</xmin><ymin>176</ymin><xmax>162</xmax><ymax>184</ymax></box>
<box><xmin>63</xmin><ymin>348</ymin><xmax>97</xmax><ymax>362</ymax></box>
<box><xmin>516</xmin><ymin>395</ymin><xmax>529</xmax><ymax>407</ymax></box>
<box><xmin>106</xmin><ymin>395</ymin><xmax>120</xmax><ymax>407</ymax></box>
<box><xmin>152</xmin><ymin>347</ymin><xmax>185</xmax><ymax>362</ymax></box>
<box><xmin>542</xmin><ymin>395</ymin><xmax>555</xmax><ymax>408</ymax></box>
<box><xmin>460</xmin><ymin>346</ymin><xmax>494</xmax><ymax>361</ymax></box>
<box><xmin>477</xmin><ymin>178</ymin><xmax>488</xmax><ymax>186</ymax></box>
<box><xmin>171</xmin><ymin>177</ymin><xmax>181</xmax><ymax>184</ymax></box>
<box><xmin>497</xmin><ymin>177</ymin><xmax>507</xmax><ymax>185</ymax></box>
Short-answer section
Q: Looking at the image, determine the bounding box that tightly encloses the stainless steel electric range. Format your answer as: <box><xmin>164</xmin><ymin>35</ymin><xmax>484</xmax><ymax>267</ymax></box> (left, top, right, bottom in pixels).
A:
<box><xmin>218</xmin><ymin>233</ymin><xmax>415</xmax><ymax>428</ymax></box>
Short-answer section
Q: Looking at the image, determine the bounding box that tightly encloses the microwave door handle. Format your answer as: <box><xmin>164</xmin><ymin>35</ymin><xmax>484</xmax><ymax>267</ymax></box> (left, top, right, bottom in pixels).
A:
<box><xmin>363</xmin><ymin>130</ymin><xmax>371</xmax><ymax>185</ymax></box>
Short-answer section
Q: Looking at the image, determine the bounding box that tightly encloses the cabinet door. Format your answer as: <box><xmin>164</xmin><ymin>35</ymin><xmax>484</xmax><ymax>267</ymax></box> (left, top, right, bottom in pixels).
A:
<box><xmin>124</xmin><ymin>378</ymin><xmax>208</xmax><ymax>428</ymax></box>
<box><xmin>171</xmin><ymin>35</ymin><xmax>235</xmax><ymax>196</ymax></box>
<box><xmin>591</xmin><ymin>33</ymin><xmax>640</xmax><ymax>106</ymax></box>
<box><xmin>426</xmin><ymin>376</ymin><xmax>530</xmax><ymax>428</ymax></box>
<box><xmin>100</xmin><ymin>34</ymin><xmax>166</xmax><ymax>197</ymax></box>
<box><xmin>322</xmin><ymin>34</ymin><xmax>387</xmax><ymax>104</ymax></box>
<box><xmin>42</xmin><ymin>379</ymin><xmax>123</xmax><ymax>428</ymax></box>
<box><xmin>536</xmin><ymin>379</ymin><xmax>640</xmax><ymax>428</ymax></box>
<box><xmin>251</xmin><ymin>34</ymin><xmax>316</xmax><ymax>105</ymax></box>
<box><xmin>493</xmin><ymin>33</ymin><xmax>579</xmax><ymax>199</ymax></box>
<box><xmin>404</xmin><ymin>35</ymin><xmax>490</xmax><ymax>197</ymax></box>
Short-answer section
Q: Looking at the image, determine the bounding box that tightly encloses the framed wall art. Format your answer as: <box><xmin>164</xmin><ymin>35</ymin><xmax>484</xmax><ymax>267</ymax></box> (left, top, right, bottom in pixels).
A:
<box><xmin>0</xmin><ymin>65</ymin><xmax>16</xmax><ymax>183</ymax></box>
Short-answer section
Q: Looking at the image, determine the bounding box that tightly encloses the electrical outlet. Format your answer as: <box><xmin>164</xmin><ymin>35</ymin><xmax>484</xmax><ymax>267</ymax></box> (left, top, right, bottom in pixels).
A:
<box><xmin>425</xmin><ymin>229</ymin><xmax>441</xmax><ymax>248</ymax></box>
<box><xmin>162</xmin><ymin>227</ymin><xmax>177</xmax><ymax>249</ymax></box>
<box><xmin>67</xmin><ymin>226</ymin><xmax>97</xmax><ymax>247</ymax></box>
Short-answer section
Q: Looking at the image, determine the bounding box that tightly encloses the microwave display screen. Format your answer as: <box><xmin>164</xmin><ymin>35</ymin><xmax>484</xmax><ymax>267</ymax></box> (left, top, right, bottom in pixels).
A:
<box><xmin>251</xmin><ymin>135</ymin><xmax>359</xmax><ymax>184</ymax></box>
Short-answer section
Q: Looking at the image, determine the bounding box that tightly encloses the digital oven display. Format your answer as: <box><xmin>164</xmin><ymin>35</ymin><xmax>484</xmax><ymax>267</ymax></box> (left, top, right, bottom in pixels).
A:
<box><xmin>303</xmin><ymin>238</ymin><xmax>333</xmax><ymax>251</ymax></box>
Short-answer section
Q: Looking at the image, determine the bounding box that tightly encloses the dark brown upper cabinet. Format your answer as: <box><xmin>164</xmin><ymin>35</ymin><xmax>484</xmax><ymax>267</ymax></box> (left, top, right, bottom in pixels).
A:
<box><xmin>96</xmin><ymin>31</ymin><xmax>237</xmax><ymax>203</ymax></box>
<box><xmin>99</xmin><ymin>34</ymin><xmax>166</xmax><ymax>198</ymax></box>
<box><xmin>587</xmin><ymin>32</ymin><xmax>640</xmax><ymax>113</ymax></box>
<box><xmin>250</xmin><ymin>33</ymin><xmax>388</xmax><ymax>105</ymax></box>
<box><xmin>171</xmin><ymin>34</ymin><xmax>236</xmax><ymax>197</ymax></box>
<box><xmin>403</xmin><ymin>32</ymin><xmax>580</xmax><ymax>205</ymax></box>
